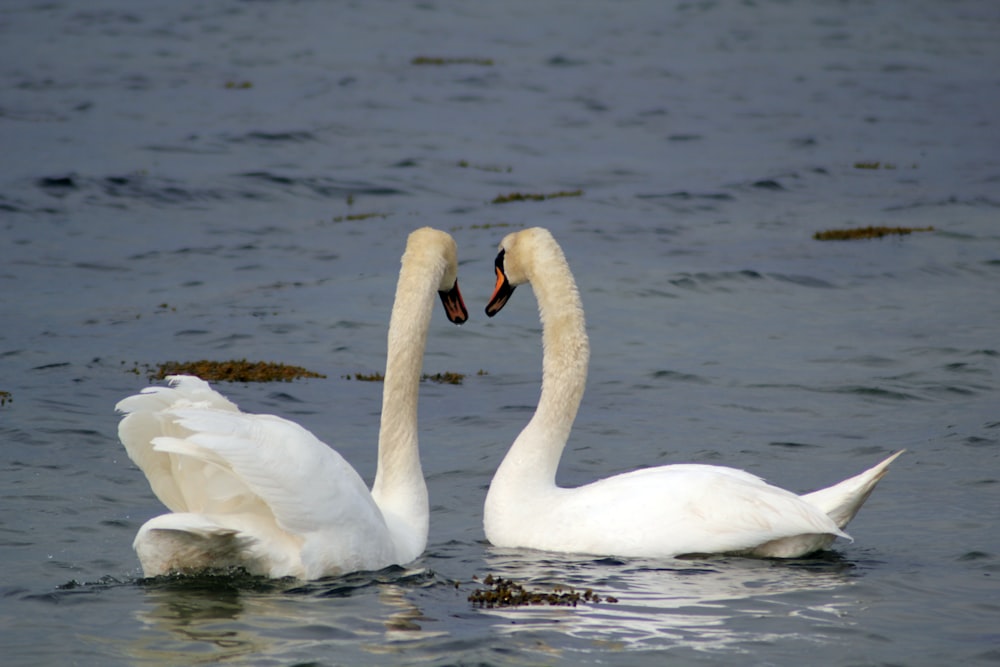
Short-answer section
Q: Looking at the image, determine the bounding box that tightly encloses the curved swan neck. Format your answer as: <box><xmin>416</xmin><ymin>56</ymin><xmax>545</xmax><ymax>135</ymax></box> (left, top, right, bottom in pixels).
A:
<box><xmin>503</xmin><ymin>233</ymin><xmax>590</xmax><ymax>487</ymax></box>
<box><xmin>371</xmin><ymin>234</ymin><xmax>449</xmax><ymax>551</ymax></box>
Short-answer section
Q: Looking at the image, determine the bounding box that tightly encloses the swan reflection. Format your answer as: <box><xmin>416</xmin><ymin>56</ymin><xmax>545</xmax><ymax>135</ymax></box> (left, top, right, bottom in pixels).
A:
<box><xmin>474</xmin><ymin>547</ymin><xmax>863</xmax><ymax>652</ymax></box>
<box><xmin>126</xmin><ymin>567</ymin><xmax>437</xmax><ymax>665</ymax></box>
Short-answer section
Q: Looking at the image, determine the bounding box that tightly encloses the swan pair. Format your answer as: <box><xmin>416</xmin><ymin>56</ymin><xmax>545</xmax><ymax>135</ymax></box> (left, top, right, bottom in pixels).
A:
<box><xmin>118</xmin><ymin>226</ymin><xmax>902</xmax><ymax>578</ymax></box>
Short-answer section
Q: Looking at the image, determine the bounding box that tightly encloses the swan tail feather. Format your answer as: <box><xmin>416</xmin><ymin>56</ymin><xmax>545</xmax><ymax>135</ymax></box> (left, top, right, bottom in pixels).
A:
<box><xmin>801</xmin><ymin>450</ymin><xmax>904</xmax><ymax>529</ymax></box>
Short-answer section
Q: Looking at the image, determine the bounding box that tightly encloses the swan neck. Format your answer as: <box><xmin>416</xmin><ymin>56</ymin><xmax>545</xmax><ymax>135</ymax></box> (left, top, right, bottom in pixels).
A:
<box><xmin>506</xmin><ymin>242</ymin><xmax>590</xmax><ymax>487</ymax></box>
<box><xmin>371</xmin><ymin>243</ymin><xmax>444</xmax><ymax>554</ymax></box>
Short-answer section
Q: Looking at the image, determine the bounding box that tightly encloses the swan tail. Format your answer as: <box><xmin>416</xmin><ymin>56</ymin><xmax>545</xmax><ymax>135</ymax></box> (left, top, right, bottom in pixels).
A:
<box><xmin>133</xmin><ymin>513</ymin><xmax>262</xmax><ymax>577</ymax></box>
<box><xmin>801</xmin><ymin>450</ymin><xmax>904</xmax><ymax>530</ymax></box>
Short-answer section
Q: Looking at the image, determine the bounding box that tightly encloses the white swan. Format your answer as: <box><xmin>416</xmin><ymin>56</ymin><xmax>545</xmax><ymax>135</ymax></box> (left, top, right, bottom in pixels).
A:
<box><xmin>483</xmin><ymin>227</ymin><xmax>902</xmax><ymax>559</ymax></box>
<box><xmin>117</xmin><ymin>227</ymin><xmax>468</xmax><ymax>578</ymax></box>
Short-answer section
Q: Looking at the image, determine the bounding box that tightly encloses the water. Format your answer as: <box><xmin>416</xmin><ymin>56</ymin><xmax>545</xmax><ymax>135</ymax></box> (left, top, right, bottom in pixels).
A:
<box><xmin>2</xmin><ymin>0</ymin><xmax>999</xmax><ymax>664</ymax></box>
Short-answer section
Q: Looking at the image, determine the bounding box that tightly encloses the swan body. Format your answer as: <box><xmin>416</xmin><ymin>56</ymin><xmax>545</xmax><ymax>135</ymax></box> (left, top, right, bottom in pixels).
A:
<box><xmin>118</xmin><ymin>227</ymin><xmax>468</xmax><ymax>578</ymax></box>
<box><xmin>483</xmin><ymin>227</ymin><xmax>902</xmax><ymax>559</ymax></box>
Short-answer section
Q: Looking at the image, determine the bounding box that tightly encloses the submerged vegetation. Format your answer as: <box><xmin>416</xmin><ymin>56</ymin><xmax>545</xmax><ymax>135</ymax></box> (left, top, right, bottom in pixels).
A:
<box><xmin>813</xmin><ymin>225</ymin><xmax>935</xmax><ymax>241</ymax></box>
<box><xmin>450</xmin><ymin>222</ymin><xmax>523</xmax><ymax>233</ymax></box>
<box><xmin>131</xmin><ymin>360</ymin><xmax>326</xmax><ymax>382</ymax></box>
<box><xmin>411</xmin><ymin>56</ymin><xmax>494</xmax><ymax>66</ymax></box>
<box><xmin>854</xmin><ymin>161</ymin><xmax>895</xmax><ymax>169</ymax></box>
<box><xmin>468</xmin><ymin>574</ymin><xmax>618</xmax><ymax>608</ymax></box>
<box><xmin>422</xmin><ymin>371</ymin><xmax>465</xmax><ymax>385</ymax></box>
<box><xmin>348</xmin><ymin>371</ymin><xmax>466</xmax><ymax>385</ymax></box>
<box><xmin>492</xmin><ymin>189</ymin><xmax>583</xmax><ymax>204</ymax></box>
<box><xmin>458</xmin><ymin>159</ymin><xmax>511</xmax><ymax>173</ymax></box>
<box><xmin>331</xmin><ymin>212</ymin><xmax>388</xmax><ymax>223</ymax></box>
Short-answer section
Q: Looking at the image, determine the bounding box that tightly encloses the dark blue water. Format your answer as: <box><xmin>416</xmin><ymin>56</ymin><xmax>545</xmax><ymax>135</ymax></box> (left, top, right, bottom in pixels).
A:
<box><xmin>2</xmin><ymin>1</ymin><xmax>999</xmax><ymax>664</ymax></box>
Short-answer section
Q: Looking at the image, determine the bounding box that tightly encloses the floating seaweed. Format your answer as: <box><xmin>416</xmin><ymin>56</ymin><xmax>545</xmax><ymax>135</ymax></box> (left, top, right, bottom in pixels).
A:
<box><xmin>468</xmin><ymin>574</ymin><xmax>618</xmax><ymax>608</ymax></box>
<box><xmin>0</xmin><ymin>390</ymin><xmax>11</xmax><ymax>407</ymax></box>
<box><xmin>492</xmin><ymin>189</ymin><xmax>583</xmax><ymax>204</ymax></box>
<box><xmin>451</xmin><ymin>222</ymin><xmax>523</xmax><ymax>233</ymax></box>
<box><xmin>468</xmin><ymin>222</ymin><xmax>516</xmax><ymax>230</ymax></box>
<box><xmin>411</xmin><ymin>56</ymin><xmax>494</xmax><ymax>66</ymax></box>
<box><xmin>224</xmin><ymin>80</ymin><xmax>253</xmax><ymax>89</ymax></box>
<box><xmin>332</xmin><ymin>212</ymin><xmax>388</xmax><ymax>223</ymax></box>
<box><xmin>853</xmin><ymin>161</ymin><xmax>896</xmax><ymax>170</ymax></box>
<box><xmin>346</xmin><ymin>371</ymin><xmax>465</xmax><ymax>385</ymax></box>
<box><xmin>458</xmin><ymin>160</ymin><xmax>511</xmax><ymax>173</ymax></box>
<box><xmin>144</xmin><ymin>359</ymin><xmax>326</xmax><ymax>382</ymax></box>
<box><xmin>422</xmin><ymin>371</ymin><xmax>464</xmax><ymax>385</ymax></box>
<box><xmin>348</xmin><ymin>372</ymin><xmax>385</xmax><ymax>382</ymax></box>
<box><xmin>813</xmin><ymin>225</ymin><xmax>935</xmax><ymax>241</ymax></box>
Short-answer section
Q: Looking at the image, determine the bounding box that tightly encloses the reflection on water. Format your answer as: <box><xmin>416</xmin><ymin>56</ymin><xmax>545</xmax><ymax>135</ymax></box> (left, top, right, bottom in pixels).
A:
<box><xmin>128</xmin><ymin>576</ymin><xmax>280</xmax><ymax>664</ymax></box>
<box><xmin>475</xmin><ymin>548</ymin><xmax>860</xmax><ymax>654</ymax></box>
<box><xmin>74</xmin><ymin>555</ymin><xmax>863</xmax><ymax>663</ymax></box>
<box><xmin>123</xmin><ymin>567</ymin><xmax>441</xmax><ymax>665</ymax></box>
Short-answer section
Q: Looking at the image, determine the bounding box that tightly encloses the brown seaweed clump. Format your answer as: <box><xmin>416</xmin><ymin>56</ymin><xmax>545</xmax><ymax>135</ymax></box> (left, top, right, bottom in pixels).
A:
<box><xmin>422</xmin><ymin>371</ymin><xmax>464</xmax><ymax>385</ymax></box>
<box><xmin>149</xmin><ymin>359</ymin><xmax>326</xmax><ymax>383</ymax></box>
<box><xmin>853</xmin><ymin>161</ymin><xmax>896</xmax><ymax>169</ymax></box>
<box><xmin>0</xmin><ymin>390</ymin><xmax>11</xmax><ymax>407</ymax></box>
<box><xmin>411</xmin><ymin>56</ymin><xmax>494</xmax><ymax>66</ymax></box>
<box><xmin>813</xmin><ymin>225</ymin><xmax>934</xmax><ymax>241</ymax></box>
<box><xmin>349</xmin><ymin>372</ymin><xmax>385</xmax><ymax>382</ymax></box>
<box><xmin>348</xmin><ymin>371</ymin><xmax>465</xmax><ymax>385</ymax></box>
<box><xmin>331</xmin><ymin>212</ymin><xmax>387</xmax><ymax>223</ymax></box>
<box><xmin>468</xmin><ymin>574</ymin><xmax>618</xmax><ymax>608</ymax></box>
<box><xmin>491</xmin><ymin>189</ymin><xmax>583</xmax><ymax>204</ymax></box>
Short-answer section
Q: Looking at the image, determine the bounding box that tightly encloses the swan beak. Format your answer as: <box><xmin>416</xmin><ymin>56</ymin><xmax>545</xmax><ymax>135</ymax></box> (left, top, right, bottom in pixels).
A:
<box><xmin>486</xmin><ymin>259</ymin><xmax>515</xmax><ymax>317</ymax></box>
<box><xmin>439</xmin><ymin>280</ymin><xmax>469</xmax><ymax>324</ymax></box>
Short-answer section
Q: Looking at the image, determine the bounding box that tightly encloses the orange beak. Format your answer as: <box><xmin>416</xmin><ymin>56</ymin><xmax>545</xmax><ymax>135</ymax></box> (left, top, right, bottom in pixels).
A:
<box><xmin>485</xmin><ymin>250</ymin><xmax>515</xmax><ymax>317</ymax></box>
<box><xmin>438</xmin><ymin>280</ymin><xmax>468</xmax><ymax>324</ymax></box>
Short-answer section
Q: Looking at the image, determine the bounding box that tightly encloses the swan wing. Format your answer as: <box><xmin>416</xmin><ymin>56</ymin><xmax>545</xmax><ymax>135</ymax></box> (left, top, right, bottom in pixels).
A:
<box><xmin>117</xmin><ymin>375</ymin><xmax>240</xmax><ymax>512</ymax></box>
<box><xmin>118</xmin><ymin>376</ymin><xmax>392</xmax><ymax>549</ymax></box>
<box><xmin>163</xmin><ymin>408</ymin><xmax>387</xmax><ymax>538</ymax></box>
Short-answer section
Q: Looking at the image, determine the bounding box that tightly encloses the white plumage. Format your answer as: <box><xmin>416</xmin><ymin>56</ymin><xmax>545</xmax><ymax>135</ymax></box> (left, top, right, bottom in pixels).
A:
<box><xmin>483</xmin><ymin>227</ymin><xmax>902</xmax><ymax>559</ymax></box>
<box><xmin>118</xmin><ymin>227</ymin><xmax>467</xmax><ymax>578</ymax></box>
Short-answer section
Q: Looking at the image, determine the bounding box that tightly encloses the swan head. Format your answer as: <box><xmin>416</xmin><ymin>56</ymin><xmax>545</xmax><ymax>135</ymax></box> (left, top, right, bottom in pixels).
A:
<box><xmin>486</xmin><ymin>227</ymin><xmax>557</xmax><ymax>317</ymax></box>
<box><xmin>407</xmin><ymin>227</ymin><xmax>468</xmax><ymax>324</ymax></box>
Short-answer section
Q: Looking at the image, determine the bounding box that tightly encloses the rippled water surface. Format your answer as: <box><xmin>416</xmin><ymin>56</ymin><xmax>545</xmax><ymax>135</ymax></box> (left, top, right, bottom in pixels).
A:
<box><xmin>2</xmin><ymin>1</ymin><xmax>999</xmax><ymax>665</ymax></box>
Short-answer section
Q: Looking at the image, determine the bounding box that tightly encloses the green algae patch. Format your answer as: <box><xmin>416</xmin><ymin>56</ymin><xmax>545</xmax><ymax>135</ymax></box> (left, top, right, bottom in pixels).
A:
<box><xmin>144</xmin><ymin>360</ymin><xmax>326</xmax><ymax>382</ymax></box>
<box><xmin>492</xmin><ymin>189</ymin><xmax>583</xmax><ymax>204</ymax></box>
<box><xmin>814</xmin><ymin>226</ymin><xmax>935</xmax><ymax>241</ymax></box>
